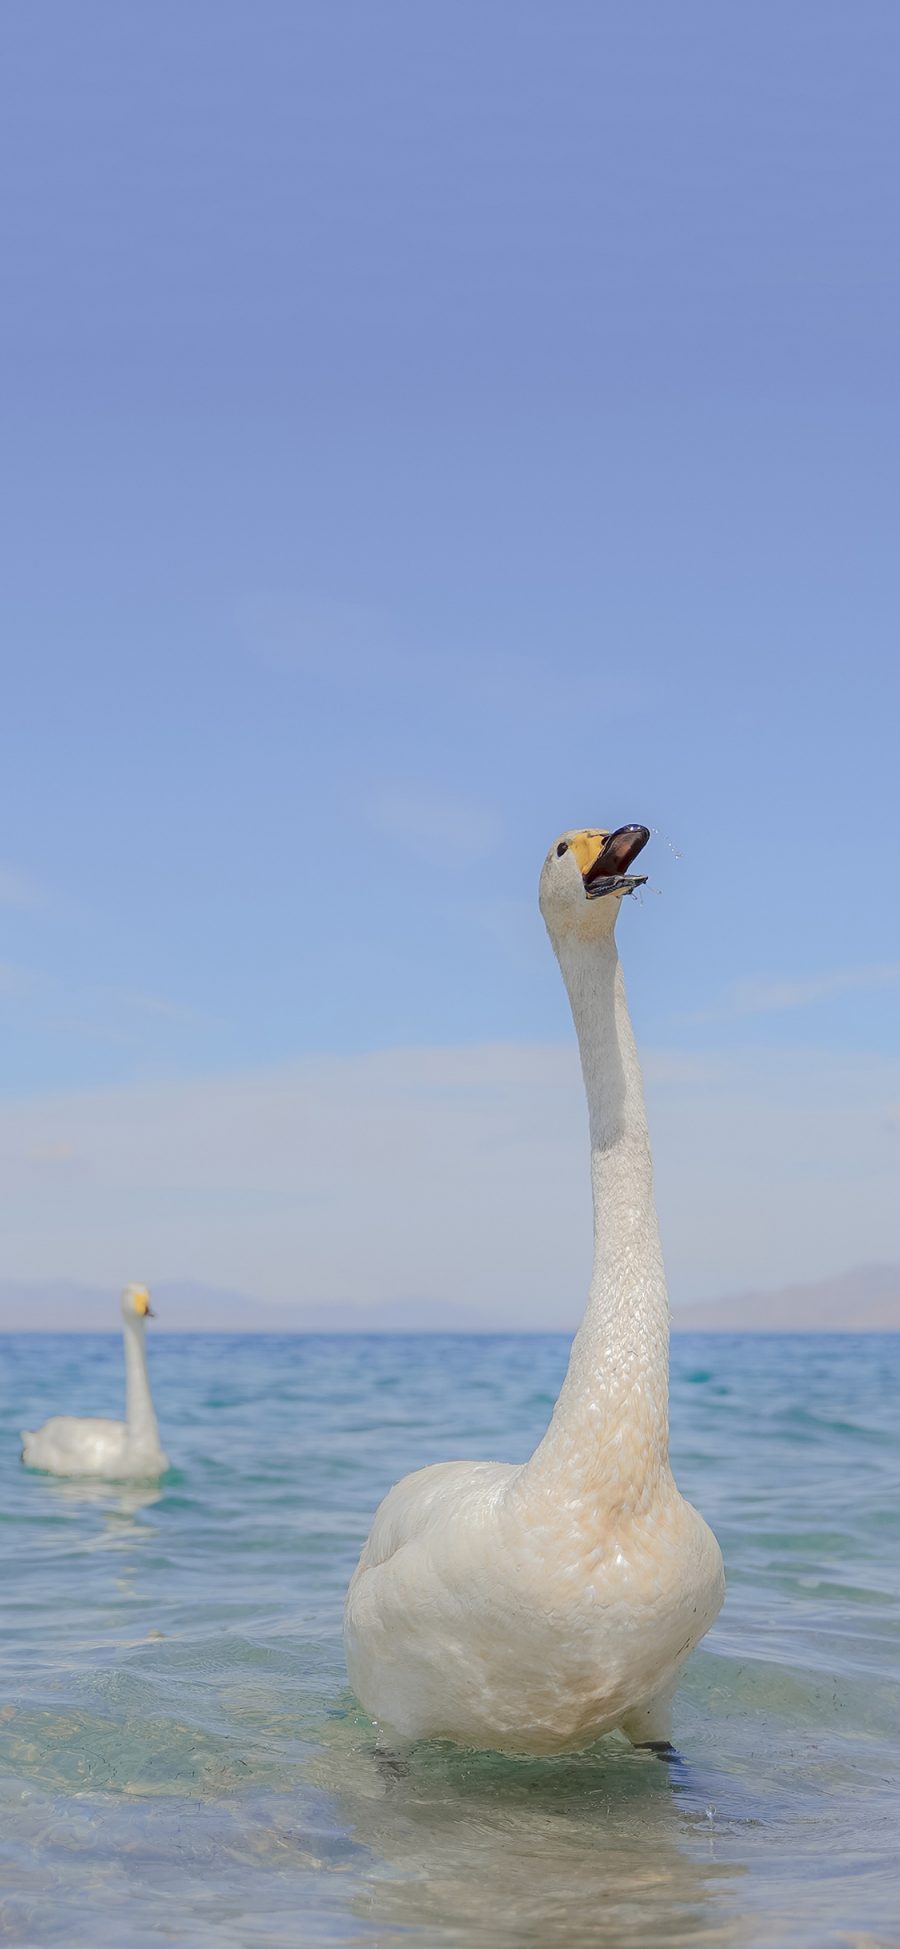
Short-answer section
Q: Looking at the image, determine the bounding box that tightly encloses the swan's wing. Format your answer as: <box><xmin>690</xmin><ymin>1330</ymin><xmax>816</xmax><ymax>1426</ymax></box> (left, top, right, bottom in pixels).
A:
<box><xmin>21</xmin><ymin>1416</ymin><xmax>127</xmax><ymax>1472</ymax></box>
<box><xmin>344</xmin><ymin>1460</ymin><xmax>520</xmax><ymax>1739</ymax></box>
<box><xmin>355</xmin><ymin>1460</ymin><xmax>515</xmax><ymax>1572</ymax></box>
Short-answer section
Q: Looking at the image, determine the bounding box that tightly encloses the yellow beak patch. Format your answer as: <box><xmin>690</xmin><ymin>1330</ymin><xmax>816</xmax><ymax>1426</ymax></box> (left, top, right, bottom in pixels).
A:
<box><xmin>566</xmin><ymin>831</ymin><xmax>609</xmax><ymax>878</ymax></box>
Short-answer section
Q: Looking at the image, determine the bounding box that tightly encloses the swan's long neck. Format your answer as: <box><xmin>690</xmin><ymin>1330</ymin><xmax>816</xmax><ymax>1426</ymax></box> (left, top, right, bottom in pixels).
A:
<box><xmin>123</xmin><ymin>1321</ymin><xmax>160</xmax><ymax>1448</ymax></box>
<box><xmin>525</xmin><ymin>928</ymin><xmax>670</xmax><ymax>1512</ymax></box>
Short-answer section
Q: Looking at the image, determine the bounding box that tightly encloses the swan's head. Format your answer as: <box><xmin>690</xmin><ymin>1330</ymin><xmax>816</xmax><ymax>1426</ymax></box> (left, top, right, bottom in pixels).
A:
<box><xmin>539</xmin><ymin>825</ymin><xmax>650</xmax><ymax>939</ymax></box>
<box><xmin>122</xmin><ymin>1283</ymin><xmax>155</xmax><ymax>1323</ymax></box>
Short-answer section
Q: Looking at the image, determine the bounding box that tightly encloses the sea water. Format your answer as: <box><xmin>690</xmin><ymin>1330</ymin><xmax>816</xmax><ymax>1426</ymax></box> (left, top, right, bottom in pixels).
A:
<box><xmin>0</xmin><ymin>1331</ymin><xmax>898</xmax><ymax>1948</ymax></box>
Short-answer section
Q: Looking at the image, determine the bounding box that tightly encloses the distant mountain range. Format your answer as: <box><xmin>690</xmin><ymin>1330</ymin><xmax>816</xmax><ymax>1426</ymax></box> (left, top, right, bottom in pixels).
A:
<box><xmin>672</xmin><ymin>1263</ymin><xmax>900</xmax><ymax>1332</ymax></box>
<box><xmin>0</xmin><ymin>1265</ymin><xmax>897</xmax><ymax>1332</ymax></box>
<box><xmin>0</xmin><ymin>1280</ymin><xmax>484</xmax><ymax>1334</ymax></box>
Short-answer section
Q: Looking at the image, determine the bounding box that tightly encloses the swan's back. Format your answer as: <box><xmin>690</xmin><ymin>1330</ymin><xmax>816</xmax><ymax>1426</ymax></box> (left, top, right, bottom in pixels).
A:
<box><xmin>354</xmin><ymin>1460</ymin><xmax>516</xmax><ymax>1572</ymax></box>
<box><xmin>21</xmin><ymin>1415</ymin><xmax>128</xmax><ymax>1476</ymax></box>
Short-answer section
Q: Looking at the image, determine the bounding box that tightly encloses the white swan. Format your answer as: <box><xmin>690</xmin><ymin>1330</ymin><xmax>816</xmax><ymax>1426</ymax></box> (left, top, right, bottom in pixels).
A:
<box><xmin>21</xmin><ymin>1284</ymin><xmax>169</xmax><ymax>1480</ymax></box>
<box><xmin>344</xmin><ymin>823</ymin><xmax>724</xmax><ymax>1757</ymax></box>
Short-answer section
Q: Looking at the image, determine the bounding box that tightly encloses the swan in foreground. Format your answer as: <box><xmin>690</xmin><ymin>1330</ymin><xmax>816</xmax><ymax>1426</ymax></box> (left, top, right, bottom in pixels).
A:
<box><xmin>345</xmin><ymin>823</ymin><xmax>724</xmax><ymax>1757</ymax></box>
<box><xmin>21</xmin><ymin>1284</ymin><xmax>169</xmax><ymax>1480</ymax></box>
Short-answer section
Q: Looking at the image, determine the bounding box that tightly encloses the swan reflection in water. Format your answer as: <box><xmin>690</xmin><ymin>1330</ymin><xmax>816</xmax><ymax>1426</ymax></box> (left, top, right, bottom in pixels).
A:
<box><xmin>309</xmin><ymin>1715</ymin><xmax>751</xmax><ymax>1949</ymax></box>
<box><xmin>36</xmin><ymin>1473</ymin><xmax>163</xmax><ymax>1555</ymax></box>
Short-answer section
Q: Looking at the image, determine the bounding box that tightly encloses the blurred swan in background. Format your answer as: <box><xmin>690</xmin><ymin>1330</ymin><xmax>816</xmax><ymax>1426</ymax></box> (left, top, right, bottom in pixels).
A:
<box><xmin>21</xmin><ymin>1284</ymin><xmax>169</xmax><ymax>1480</ymax></box>
<box><xmin>345</xmin><ymin>823</ymin><xmax>724</xmax><ymax>1757</ymax></box>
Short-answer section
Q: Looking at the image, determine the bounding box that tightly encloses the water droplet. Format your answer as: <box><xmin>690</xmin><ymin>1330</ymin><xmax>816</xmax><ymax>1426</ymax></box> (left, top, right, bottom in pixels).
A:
<box><xmin>651</xmin><ymin>826</ymin><xmax>683</xmax><ymax>861</ymax></box>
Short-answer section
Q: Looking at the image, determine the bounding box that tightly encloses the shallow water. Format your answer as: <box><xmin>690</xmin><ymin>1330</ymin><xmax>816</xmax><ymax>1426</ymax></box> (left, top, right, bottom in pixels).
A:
<box><xmin>1</xmin><ymin>1331</ymin><xmax>898</xmax><ymax>1948</ymax></box>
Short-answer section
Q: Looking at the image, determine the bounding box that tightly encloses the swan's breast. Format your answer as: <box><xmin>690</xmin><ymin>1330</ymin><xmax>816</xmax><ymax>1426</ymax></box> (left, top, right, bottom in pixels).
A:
<box><xmin>509</xmin><ymin>1479</ymin><xmax>723</xmax><ymax>1650</ymax></box>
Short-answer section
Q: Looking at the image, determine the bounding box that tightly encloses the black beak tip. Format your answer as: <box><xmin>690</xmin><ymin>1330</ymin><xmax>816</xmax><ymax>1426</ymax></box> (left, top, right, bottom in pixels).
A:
<box><xmin>585</xmin><ymin>824</ymin><xmax>651</xmax><ymax>884</ymax></box>
<box><xmin>613</xmin><ymin>823</ymin><xmax>651</xmax><ymax>852</ymax></box>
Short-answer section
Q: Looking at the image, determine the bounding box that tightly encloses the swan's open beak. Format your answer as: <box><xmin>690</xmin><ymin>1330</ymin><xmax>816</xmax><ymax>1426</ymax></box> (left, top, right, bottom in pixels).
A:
<box><xmin>582</xmin><ymin>825</ymin><xmax>650</xmax><ymax>899</ymax></box>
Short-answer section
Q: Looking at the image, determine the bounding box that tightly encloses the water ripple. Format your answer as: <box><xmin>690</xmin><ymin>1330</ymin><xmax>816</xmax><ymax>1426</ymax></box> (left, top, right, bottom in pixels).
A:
<box><xmin>1</xmin><ymin>1330</ymin><xmax>899</xmax><ymax>1946</ymax></box>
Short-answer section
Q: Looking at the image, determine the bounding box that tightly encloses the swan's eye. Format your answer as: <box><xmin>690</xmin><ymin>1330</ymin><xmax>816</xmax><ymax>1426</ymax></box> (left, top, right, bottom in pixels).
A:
<box><xmin>556</xmin><ymin>842</ymin><xmax>568</xmax><ymax>857</ymax></box>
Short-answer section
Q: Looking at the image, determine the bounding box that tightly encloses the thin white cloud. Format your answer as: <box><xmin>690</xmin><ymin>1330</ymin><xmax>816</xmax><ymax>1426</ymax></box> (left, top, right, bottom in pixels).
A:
<box><xmin>690</xmin><ymin>963</ymin><xmax>900</xmax><ymax>1021</ymax></box>
<box><xmin>0</xmin><ymin>962</ymin><xmax>206</xmax><ymax>1041</ymax></box>
<box><xmin>238</xmin><ymin>589</ymin><xmax>555</xmax><ymax>730</ymax></box>
<box><xmin>731</xmin><ymin>964</ymin><xmax>900</xmax><ymax>1012</ymax></box>
<box><xmin>366</xmin><ymin>783</ymin><xmax>496</xmax><ymax>862</ymax></box>
<box><xmin>116</xmin><ymin>990</ymin><xmax>209</xmax><ymax>1027</ymax></box>
<box><xmin>24</xmin><ymin>1140</ymin><xmax>80</xmax><ymax>1167</ymax></box>
<box><xmin>0</xmin><ymin>1039</ymin><xmax>897</xmax><ymax>1327</ymax></box>
<box><xmin>241</xmin><ymin>592</ymin><xmax>397</xmax><ymax>679</ymax></box>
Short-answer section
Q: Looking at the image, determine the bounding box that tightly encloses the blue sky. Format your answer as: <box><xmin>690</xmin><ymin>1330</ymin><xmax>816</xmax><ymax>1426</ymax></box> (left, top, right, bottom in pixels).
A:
<box><xmin>1</xmin><ymin>4</ymin><xmax>898</xmax><ymax>1319</ymax></box>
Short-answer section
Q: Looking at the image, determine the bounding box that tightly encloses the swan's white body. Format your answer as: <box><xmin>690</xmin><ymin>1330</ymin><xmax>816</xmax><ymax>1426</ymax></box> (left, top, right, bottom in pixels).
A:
<box><xmin>21</xmin><ymin>1286</ymin><xmax>168</xmax><ymax>1481</ymax></box>
<box><xmin>344</xmin><ymin>826</ymin><xmax>724</xmax><ymax>1756</ymax></box>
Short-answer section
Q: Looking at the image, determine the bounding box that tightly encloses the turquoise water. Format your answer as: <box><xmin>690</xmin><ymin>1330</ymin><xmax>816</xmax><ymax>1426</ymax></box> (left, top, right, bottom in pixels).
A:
<box><xmin>1</xmin><ymin>1332</ymin><xmax>898</xmax><ymax>1948</ymax></box>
